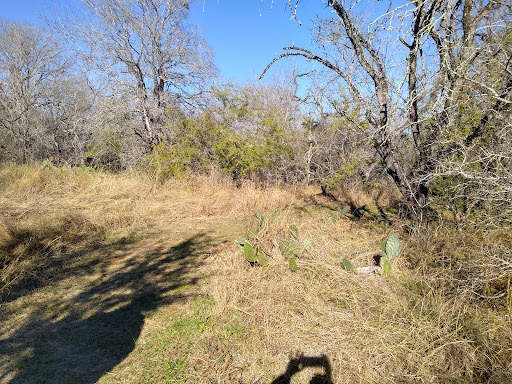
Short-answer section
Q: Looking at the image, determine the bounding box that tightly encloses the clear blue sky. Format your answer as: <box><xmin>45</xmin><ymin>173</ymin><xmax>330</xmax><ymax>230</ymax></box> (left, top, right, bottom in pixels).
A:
<box><xmin>0</xmin><ymin>0</ymin><xmax>331</xmax><ymax>83</ymax></box>
<box><xmin>189</xmin><ymin>1</ymin><xmax>331</xmax><ymax>82</ymax></box>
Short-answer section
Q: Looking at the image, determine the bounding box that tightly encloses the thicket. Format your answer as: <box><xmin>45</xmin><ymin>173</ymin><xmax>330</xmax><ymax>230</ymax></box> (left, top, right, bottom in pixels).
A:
<box><xmin>141</xmin><ymin>83</ymin><xmax>302</xmax><ymax>183</ymax></box>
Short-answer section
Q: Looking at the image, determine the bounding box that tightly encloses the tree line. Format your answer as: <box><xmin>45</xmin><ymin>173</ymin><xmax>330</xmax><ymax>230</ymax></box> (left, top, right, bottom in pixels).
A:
<box><xmin>1</xmin><ymin>0</ymin><xmax>511</xmax><ymax>229</ymax></box>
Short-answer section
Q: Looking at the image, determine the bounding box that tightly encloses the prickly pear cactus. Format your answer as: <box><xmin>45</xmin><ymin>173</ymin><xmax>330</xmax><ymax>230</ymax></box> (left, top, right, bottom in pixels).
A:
<box><xmin>288</xmin><ymin>239</ymin><xmax>302</xmax><ymax>254</ymax></box>
<box><xmin>289</xmin><ymin>256</ymin><xmax>298</xmax><ymax>272</ymax></box>
<box><xmin>381</xmin><ymin>257</ymin><xmax>391</xmax><ymax>277</ymax></box>
<box><xmin>384</xmin><ymin>234</ymin><xmax>401</xmax><ymax>260</ymax></box>
<box><xmin>279</xmin><ymin>240</ymin><xmax>291</xmax><ymax>257</ymax></box>
<box><xmin>255</xmin><ymin>209</ymin><xmax>265</xmax><ymax>229</ymax></box>
<box><xmin>289</xmin><ymin>225</ymin><xmax>299</xmax><ymax>239</ymax></box>
<box><xmin>341</xmin><ymin>258</ymin><xmax>354</xmax><ymax>271</ymax></box>
<box><xmin>340</xmin><ymin>206</ymin><xmax>350</xmax><ymax>215</ymax></box>
<box><xmin>269</xmin><ymin>208</ymin><xmax>281</xmax><ymax>222</ymax></box>
<box><xmin>243</xmin><ymin>242</ymin><xmax>256</xmax><ymax>263</ymax></box>
<box><xmin>237</xmin><ymin>237</ymin><xmax>246</xmax><ymax>252</ymax></box>
<box><xmin>255</xmin><ymin>246</ymin><xmax>269</xmax><ymax>266</ymax></box>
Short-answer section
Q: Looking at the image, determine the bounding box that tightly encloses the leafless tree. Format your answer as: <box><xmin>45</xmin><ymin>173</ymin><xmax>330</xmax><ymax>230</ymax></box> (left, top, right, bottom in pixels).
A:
<box><xmin>0</xmin><ymin>20</ymin><xmax>68</xmax><ymax>163</ymax></box>
<box><xmin>49</xmin><ymin>0</ymin><xmax>216</xmax><ymax>152</ymax></box>
<box><xmin>261</xmin><ymin>0</ymin><xmax>512</xmax><ymax>224</ymax></box>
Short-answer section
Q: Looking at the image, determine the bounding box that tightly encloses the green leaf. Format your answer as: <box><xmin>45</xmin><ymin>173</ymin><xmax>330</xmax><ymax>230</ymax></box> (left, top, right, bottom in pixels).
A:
<box><xmin>289</xmin><ymin>256</ymin><xmax>298</xmax><ymax>272</ymax></box>
<box><xmin>289</xmin><ymin>225</ymin><xmax>298</xmax><ymax>239</ymax></box>
<box><xmin>247</xmin><ymin>229</ymin><xmax>257</xmax><ymax>239</ymax></box>
<box><xmin>330</xmin><ymin>213</ymin><xmax>338</xmax><ymax>223</ymax></box>
<box><xmin>385</xmin><ymin>234</ymin><xmax>401</xmax><ymax>260</ymax></box>
<box><xmin>303</xmin><ymin>238</ymin><xmax>312</xmax><ymax>250</ymax></box>
<box><xmin>237</xmin><ymin>237</ymin><xmax>246</xmax><ymax>252</ymax></box>
<box><xmin>341</xmin><ymin>258</ymin><xmax>354</xmax><ymax>271</ymax></box>
<box><xmin>381</xmin><ymin>257</ymin><xmax>391</xmax><ymax>277</ymax></box>
<box><xmin>244</xmin><ymin>242</ymin><xmax>256</xmax><ymax>263</ymax></box>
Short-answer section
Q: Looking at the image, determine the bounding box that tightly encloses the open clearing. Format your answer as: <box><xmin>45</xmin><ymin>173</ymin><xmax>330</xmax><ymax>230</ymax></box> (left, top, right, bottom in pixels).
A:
<box><xmin>1</xmin><ymin>166</ymin><xmax>511</xmax><ymax>383</ymax></box>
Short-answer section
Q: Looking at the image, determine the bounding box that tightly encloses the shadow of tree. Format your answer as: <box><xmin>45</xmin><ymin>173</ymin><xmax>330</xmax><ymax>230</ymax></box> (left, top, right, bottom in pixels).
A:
<box><xmin>0</xmin><ymin>213</ymin><xmax>108</xmax><ymax>302</ymax></box>
<box><xmin>0</xmin><ymin>233</ymin><xmax>214</xmax><ymax>384</ymax></box>
<box><xmin>296</xmin><ymin>185</ymin><xmax>398</xmax><ymax>225</ymax></box>
<box><xmin>271</xmin><ymin>354</ymin><xmax>333</xmax><ymax>384</ymax></box>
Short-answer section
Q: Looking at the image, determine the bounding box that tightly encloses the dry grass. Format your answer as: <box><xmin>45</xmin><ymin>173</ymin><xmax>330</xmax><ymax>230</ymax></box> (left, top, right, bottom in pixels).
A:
<box><xmin>193</xmin><ymin>203</ymin><xmax>511</xmax><ymax>383</ymax></box>
<box><xmin>1</xmin><ymin>165</ymin><xmax>511</xmax><ymax>383</ymax></box>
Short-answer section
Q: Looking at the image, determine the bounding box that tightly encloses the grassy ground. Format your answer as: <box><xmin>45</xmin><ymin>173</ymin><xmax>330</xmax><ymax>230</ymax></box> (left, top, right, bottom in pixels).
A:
<box><xmin>1</xmin><ymin>165</ymin><xmax>511</xmax><ymax>383</ymax></box>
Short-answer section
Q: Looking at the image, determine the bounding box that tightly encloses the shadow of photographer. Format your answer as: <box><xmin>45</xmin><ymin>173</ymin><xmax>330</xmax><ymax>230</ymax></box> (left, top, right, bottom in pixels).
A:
<box><xmin>271</xmin><ymin>354</ymin><xmax>333</xmax><ymax>384</ymax></box>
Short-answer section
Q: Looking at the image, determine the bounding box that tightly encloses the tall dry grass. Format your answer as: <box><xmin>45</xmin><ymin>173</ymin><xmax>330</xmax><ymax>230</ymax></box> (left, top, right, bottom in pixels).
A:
<box><xmin>194</xmin><ymin>200</ymin><xmax>512</xmax><ymax>383</ymax></box>
<box><xmin>1</xmin><ymin>164</ymin><xmax>511</xmax><ymax>383</ymax></box>
<box><xmin>0</xmin><ymin>165</ymin><xmax>297</xmax><ymax>298</ymax></box>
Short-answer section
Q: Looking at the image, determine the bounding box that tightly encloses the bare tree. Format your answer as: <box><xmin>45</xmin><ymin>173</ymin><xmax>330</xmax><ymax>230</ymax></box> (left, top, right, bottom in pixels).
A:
<box><xmin>0</xmin><ymin>20</ymin><xmax>68</xmax><ymax>163</ymax></box>
<box><xmin>397</xmin><ymin>0</ymin><xmax>512</xmax><ymax>226</ymax></box>
<box><xmin>261</xmin><ymin>0</ymin><xmax>512</xmax><ymax>224</ymax></box>
<box><xmin>50</xmin><ymin>0</ymin><xmax>216</xmax><ymax>152</ymax></box>
<box><xmin>40</xmin><ymin>74</ymin><xmax>97</xmax><ymax>165</ymax></box>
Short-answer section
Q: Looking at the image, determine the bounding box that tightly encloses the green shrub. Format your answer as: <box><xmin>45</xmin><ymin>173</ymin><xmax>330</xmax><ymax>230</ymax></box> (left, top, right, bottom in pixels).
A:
<box><xmin>85</xmin><ymin>126</ymin><xmax>123</xmax><ymax>170</ymax></box>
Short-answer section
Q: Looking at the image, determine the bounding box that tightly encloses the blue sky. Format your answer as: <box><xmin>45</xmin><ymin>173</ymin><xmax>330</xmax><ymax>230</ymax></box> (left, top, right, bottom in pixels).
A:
<box><xmin>189</xmin><ymin>1</ymin><xmax>331</xmax><ymax>82</ymax></box>
<box><xmin>0</xmin><ymin>0</ymin><xmax>331</xmax><ymax>84</ymax></box>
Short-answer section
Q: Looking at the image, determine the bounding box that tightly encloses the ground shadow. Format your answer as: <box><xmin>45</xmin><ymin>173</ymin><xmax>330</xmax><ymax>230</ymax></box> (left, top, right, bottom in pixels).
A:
<box><xmin>0</xmin><ymin>233</ymin><xmax>215</xmax><ymax>384</ymax></box>
<box><xmin>0</xmin><ymin>213</ymin><xmax>118</xmax><ymax>303</ymax></box>
<box><xmin>298</xmin><ymin>185</ymin><xmax>398</xmax><ymax>225</ymax></box>
<box><xmin>271</xmin><ymin>354</ymin><xmax>333</xmax><ymax>384</ymax></box>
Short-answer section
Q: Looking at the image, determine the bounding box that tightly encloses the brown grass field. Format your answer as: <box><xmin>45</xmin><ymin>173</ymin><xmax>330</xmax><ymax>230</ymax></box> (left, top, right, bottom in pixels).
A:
<box><xmin>1</xmin><ymin>165</ymin><xmax>511</xmax><ymax>383</ymax></box>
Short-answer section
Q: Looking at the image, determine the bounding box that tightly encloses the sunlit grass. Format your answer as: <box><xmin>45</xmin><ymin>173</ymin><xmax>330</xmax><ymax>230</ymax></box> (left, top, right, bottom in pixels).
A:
<box><xmin>1</xmin><ymin>164</ymin><xmax>511</xmax><ymax>383</ymax></box>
